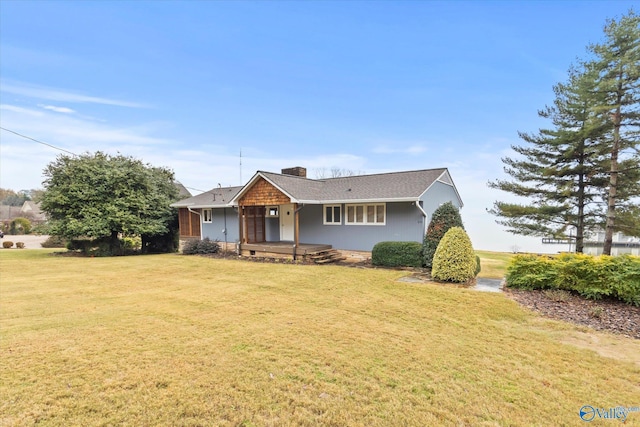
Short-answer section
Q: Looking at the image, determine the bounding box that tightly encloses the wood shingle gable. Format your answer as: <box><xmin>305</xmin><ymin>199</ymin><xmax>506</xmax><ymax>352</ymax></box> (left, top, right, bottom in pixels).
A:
<box><xmin>238</xmin><ymin>177</ymin><xmax>291</xmax><ymax>206</ymax></box>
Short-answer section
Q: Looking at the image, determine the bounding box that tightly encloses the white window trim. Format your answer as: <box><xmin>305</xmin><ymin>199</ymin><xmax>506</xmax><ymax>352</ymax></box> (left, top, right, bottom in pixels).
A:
<box><xmin>202</xmin><ymin>208</ymin><xmax>213</xmax><ymax>223</ymax></box>
<box><xmin>345</xmin><ymin>203</ymin><xmax>386</xmax><ymax>225</ymax></box>
<box><xmin>323</xmin><ymin>204</ymin><xmax>342</xmax><ymax>225</ymax></box>
<box><xmin>266</xmin><ymin>206</ymin><xmax>279</xmax><ymax>217</ymax></box>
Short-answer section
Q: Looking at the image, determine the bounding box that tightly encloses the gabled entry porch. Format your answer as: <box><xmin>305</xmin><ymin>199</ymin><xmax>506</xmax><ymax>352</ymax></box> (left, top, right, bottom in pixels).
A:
<box><xmin>236</xmin><ymin>173</ymin><xmax>335</xmax><ymax>260</ymax></box>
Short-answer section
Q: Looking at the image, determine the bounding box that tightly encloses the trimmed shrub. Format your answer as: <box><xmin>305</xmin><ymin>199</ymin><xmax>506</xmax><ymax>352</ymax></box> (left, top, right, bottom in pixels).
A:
<box><xmin>423</xmin><ymin>202</ymin><xmax>464</xmax><ymax>268</ymax></box>
<box><xmin>41</xmin><ymin>235</ymin><xmax>68</xmax><ymax>248</ymax></box>
<box><xmin>9</xmin><ymin>217</ymin><xmax>32</xmax><ymax>235</ymax></box>
<box><xmin>506</xmin><ymin>254</ymin><xmax>640</xmax><ymax>306</ymax></box>
<box><xmin>16</xmin><ymin>242</ymin><xmax>25</xmax><ymax>249</ymax></box>
<box><xmin>3</xmin><ymin>241</ymin><xmax>14</xmax><ymax>249</ymax></box>
<box><xmin>183</xmin><ymin>238</ymin><xmax>220</xmax><ymax>255</ymax></box>
<box><xmin>431</xmin><ymin>227</ymin><xmax>476</xmax><ymax>283</ymax></box>
<box><xmin>372</xmin><ymin>241</ymin><xmax>423</xmax><ymax>267</ymax></box>
<box><xmin>504</xmin><ymin>255</ymin><xmax>558</xmax><ymax>290</ymax></box>
<box><xmin>474</xmin><ymin>254</ymin><xmax>482</xmax><ymax>277</ymax></box>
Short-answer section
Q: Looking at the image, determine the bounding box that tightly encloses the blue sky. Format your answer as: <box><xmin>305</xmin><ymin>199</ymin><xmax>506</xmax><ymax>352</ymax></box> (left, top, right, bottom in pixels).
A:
<box><xmin>0</xmin><ymin>1</ymin><xmax>636</xmax><ymax>252</ymax></box>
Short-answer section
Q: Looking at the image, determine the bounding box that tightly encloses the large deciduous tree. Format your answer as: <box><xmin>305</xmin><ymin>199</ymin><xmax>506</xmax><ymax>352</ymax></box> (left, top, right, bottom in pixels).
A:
<box><xmin>489</xmin><ymin>11</ymin><xmax>640</xmax><ymax>254</ymax></box>
<box><xmin>40</xmin><ymin>152</ymin><xmax>180</xmax><ymax>255</ymax></box>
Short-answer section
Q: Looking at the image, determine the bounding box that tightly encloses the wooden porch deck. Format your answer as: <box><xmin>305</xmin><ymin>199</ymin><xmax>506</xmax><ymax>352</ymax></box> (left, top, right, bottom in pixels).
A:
<box><xmin>240</xmin><ymin>242</ymin><xmax>332</xmax><ymax>256</ymax></box>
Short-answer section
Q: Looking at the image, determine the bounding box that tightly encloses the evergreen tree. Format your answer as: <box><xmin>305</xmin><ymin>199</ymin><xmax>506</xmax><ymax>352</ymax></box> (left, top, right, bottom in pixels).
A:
<box><xmin>588</xmin><ymin>11</ymin><xmax>640</xmax><ymax>254</ymax></box>
<box><xmin>490</xmin><ymin>11</ymin><xmax>640</xmax><ymax>253</ymax></box>
<box><xmin>489</xmin><ymin>68</ymin><xmax>608</xmax><ymax>252</ymax></box>
<box><xmin>423</xmin><ymin>202</ymin><xmax>464</xmax><ymax>268</ymax></box>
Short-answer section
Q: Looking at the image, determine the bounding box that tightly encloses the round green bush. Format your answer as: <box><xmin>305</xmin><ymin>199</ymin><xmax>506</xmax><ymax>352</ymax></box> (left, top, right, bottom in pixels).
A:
<box><xmin>431</xmin><ymin>227</ymin><xmax>476</xmax><ymax>283</ymax></box>
<box><xmin>3</xmin><ymin>241</ymin><xmax>14</xmax><ymax>249</ymax></box>
<box><xmin>183</xmin><ymin>238</ymin><xmax>220</xmax><ymax>255</ymax></box>
<box><xmin>372</xmin><ymin>241</ymin><xmax>423</xmax><ymax>267</ymax></box>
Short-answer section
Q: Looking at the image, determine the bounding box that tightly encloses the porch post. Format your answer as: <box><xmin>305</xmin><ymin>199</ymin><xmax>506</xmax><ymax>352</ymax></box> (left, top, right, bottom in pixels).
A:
<box><xmin>238</xmin><ymin>205</ymin><xmax>244</xmax><ymax>247</ymax></box>
<box><xmin>294</xmin><ymin>203</ymin><xmax>300</xmax><ymax>248</ymax></box>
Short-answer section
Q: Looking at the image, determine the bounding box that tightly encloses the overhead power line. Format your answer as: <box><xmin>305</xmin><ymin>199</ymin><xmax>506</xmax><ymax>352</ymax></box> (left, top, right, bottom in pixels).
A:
<box><xmin>0</xmin><ymin>126</ymin><xmax>77</xmax><ymax>156</ymax></box>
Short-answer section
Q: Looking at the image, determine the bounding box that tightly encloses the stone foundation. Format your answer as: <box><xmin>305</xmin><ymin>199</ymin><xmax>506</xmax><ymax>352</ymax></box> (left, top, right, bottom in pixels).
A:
<box><xmin>336</xmin><ymin>249</ymin><xmax>372</xmax><ymax>263</ymax></box>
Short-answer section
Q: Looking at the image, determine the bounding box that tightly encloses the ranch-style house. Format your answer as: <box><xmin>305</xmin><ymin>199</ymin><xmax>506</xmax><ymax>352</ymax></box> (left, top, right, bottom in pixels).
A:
<box><xmin>171</xmin><ymin>167</ymin><xmax>463</xmax><ymax>262</ymax></box>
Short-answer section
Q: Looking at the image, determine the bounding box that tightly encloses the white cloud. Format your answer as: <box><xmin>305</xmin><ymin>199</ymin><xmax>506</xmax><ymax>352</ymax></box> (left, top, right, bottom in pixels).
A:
<box><xmin>1</xmin><ymin>80</ymin><xmax>148</xmax><ymax>108</ymax></box>
<box><xmin>372</xmin><ymin>143</ymin><xmax>428</xmax><ymax>154</ymax></box>
<box><xmin>39</xmin><ymin>104</ymin><xmax>75</xmax><ymax>114</ymax></box>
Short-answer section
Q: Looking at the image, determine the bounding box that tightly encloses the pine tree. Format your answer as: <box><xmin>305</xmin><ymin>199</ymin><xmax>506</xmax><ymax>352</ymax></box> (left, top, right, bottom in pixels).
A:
<box><xmin>489</xmin><ymin>11</ymin><xmax>640</xmax><ymax>253</ymax></box>
<box><xmin>588</xmin><ymin>10</ymin><xmax>640</xmax><ymax>254</ymax></box>
<box><xmin>489</xmin><ymin>68</ymin><xmax>608</xmax><ymax>252</ymax></box>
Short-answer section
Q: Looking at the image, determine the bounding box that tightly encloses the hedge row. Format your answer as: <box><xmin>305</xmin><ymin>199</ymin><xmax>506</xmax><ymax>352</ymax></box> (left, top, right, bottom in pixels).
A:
<box><xmin>372</xmin><ymin>241</ymin><xmax>423</xmax><ymax>268</ymax></box>
<box><xmin>506</xmin><ymin>253</ymin><xmax>640</xmax><ymax>306</ymax></box>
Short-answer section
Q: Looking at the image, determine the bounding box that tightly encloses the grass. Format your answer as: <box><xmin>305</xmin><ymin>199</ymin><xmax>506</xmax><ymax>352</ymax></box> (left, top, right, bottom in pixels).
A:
<box><xmin>1</xmin><ymin>250</ymin><xmax>639</xmax><ymax>426</ymax></box>
<box><xmin>476</xmin><ymin>250</ymin><xmax>516</xmax><ymax>279</ymax></box>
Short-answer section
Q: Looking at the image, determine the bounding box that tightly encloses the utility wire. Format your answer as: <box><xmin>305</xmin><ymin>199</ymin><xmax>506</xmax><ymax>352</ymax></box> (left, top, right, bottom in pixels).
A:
<box><xmin>0</xmin><ymin>126</ymin><xmax>77</xmax><ymax>156</ymax></box>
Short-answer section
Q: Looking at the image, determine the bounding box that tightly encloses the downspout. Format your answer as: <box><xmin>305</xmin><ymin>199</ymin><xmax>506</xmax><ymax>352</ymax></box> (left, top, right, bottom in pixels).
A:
<box><xmin>415</xmin><ymin>200</ymin><xmax>428</xmax><ymax>237</ymax></box>
<box><xmin>187</xmin><ymin>207</ymin><xmax>203</xmax><ymax>240</ymax></box>
<box><xmin>292</xmin><ymin>204</ymin><xmax>305</xmax><ymax>260</ymax></box>
<box><xmin>223</xmin><ymin>208</ymin><xmax>228</xmax><ymax>248</ymax></box>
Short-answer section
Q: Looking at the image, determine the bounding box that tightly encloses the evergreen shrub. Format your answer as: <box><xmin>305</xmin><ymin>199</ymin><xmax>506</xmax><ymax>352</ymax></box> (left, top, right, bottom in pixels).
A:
<box><xmin>183</xmin><ymin>238</ymin><xmax>220</xmax><ymax>255</ymax></box>
<box><xmin>431</xmin><ymin>227</ymin><xmax>476</xmax><ymax>283</ymax></box>
<box><xmin>423</xmin><ymin>202</ymin><xmax>464</xmax><ymax>268</ymax></box>
<box><xmin>3</xmin><ymin>241</ymin><xmax>14</xmax><ymax>249</ymax></box>
<box><xmin>16</xmin><ymin>242</ymin><xmax>25</xmax><ymax>249</ymax></box>
<box><xmin>506</xmin><ymin>254</ymin><xmax>640</xmax><ymax>306</ymax></box>
<box><xmin>371</xmin><ymin>241</ymin><xmax>423</xmax><ymax>267</ymax></box>
<box><xmin>41</xmin><ymin>235</ymin><xmax>68</xmax><ymax>248</ymax></box>
<box><xmin>474</xmin><ymin>254</ymin><xmax>482</xmax><ymax>277</ymax></box>
<box><xmin>9</xmin><ymin>217</ymin><xmax>32</xmax><ymax>235</ymax></box>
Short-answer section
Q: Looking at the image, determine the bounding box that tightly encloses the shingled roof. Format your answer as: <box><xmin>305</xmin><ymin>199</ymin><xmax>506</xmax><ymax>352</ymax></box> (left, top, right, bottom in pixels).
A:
<box><xmin>171</xmin><ymin>186</ymin><xmax>243</xmax><ymax>208</ymax></box>
<box><xmin>229</xmin><ymin>168</ymin><xmax>461</xmax><ymax>205</ymax></box>
<box><xmin>173</xmin><ymin>167</ymin><xmax>462</xmax><ymax>208</ymax></box>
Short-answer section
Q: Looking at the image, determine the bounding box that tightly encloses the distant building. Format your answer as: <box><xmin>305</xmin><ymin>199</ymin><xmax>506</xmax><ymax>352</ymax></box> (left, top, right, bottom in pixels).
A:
<box><xmin>583</xmin><ymin>231</ymin><xmax>639</xmax><ymax>256</ymax></box>
<box><xmin>20</xmin><ymin>201</ymin><xmax>47</xmax><ymax>223</ymax></box>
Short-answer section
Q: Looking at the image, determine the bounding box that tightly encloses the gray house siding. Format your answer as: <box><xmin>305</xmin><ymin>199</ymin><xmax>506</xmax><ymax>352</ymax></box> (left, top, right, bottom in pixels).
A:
<box><xmin>298</xmin><ymin>202</ymin><xmax>425</xmax><ymax>251</ymax></box>
<box><xmin>419</xmin><ymin>181</ymin><xmax>462</xmax><ymax>223</ymax></box>
<box><xmin>265</xmin><ymin>217</ymin><xmax>279</xmax><ymax>241</ymax></box>
<box><xmin>201</xmin><ymin>207</ymin><xmax>239</xmax><ymax>243</ymax></box>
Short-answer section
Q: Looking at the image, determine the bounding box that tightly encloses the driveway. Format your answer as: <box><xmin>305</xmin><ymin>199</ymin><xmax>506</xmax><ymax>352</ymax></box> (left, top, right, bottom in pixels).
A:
<box><xmin>2</xmin><ymin>234</ymin><xmax>50</xmax><ymax>249</ymax></box>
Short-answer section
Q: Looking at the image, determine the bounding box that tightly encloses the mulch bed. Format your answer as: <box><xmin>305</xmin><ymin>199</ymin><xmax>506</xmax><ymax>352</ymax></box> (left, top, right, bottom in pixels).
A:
<box><xmin>504</xmin><ymin>288</ymin><xmax>640</xmax><ymax>339</ymax></box>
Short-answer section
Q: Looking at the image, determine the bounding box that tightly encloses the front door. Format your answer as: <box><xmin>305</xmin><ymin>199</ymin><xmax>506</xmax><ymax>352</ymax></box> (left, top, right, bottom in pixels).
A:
<box><xmin>244</xmin><ymin>206</ymin><xmax>265</xmax><ymax>243</ymax></box>
<box><xmin>280</xmin><ymin>204</ymin><xmax>294</xmax><ymax>241</ymax></box>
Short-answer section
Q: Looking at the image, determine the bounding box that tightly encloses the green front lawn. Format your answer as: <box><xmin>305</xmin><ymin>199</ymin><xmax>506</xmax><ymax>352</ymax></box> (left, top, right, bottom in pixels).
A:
<box><xmin>1</xmin><ymin>250</ymin><xmax>638</xmax><ymax>426</ymax></box>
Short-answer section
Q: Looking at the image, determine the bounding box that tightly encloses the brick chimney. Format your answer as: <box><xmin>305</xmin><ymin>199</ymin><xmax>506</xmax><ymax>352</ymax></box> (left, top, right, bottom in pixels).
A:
<box><xmin>281</xmin><ymin>166</ymin><xmax>307</xmax><ymax>178</ymax></box>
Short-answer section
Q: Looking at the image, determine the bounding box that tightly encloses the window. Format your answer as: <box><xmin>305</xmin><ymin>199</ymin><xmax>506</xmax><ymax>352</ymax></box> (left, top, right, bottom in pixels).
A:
<box><xmin>324</xmin><ymin>205</ymin><xmax>341</xmax><ymax>225</ymax></box>
<box><xmin>345</xmin><ymin>203</ymin><xmax>385</xmax><ymax>225</ymax></box>
<box><xmin>202</xmin><ymin>209</ymin><xmax>212</xmax><ymax>223</ymax></box>
<box><xmin>267</xmin><ymin>206</ymin><xmax>279</xmax><ymax>217</ymax></box>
